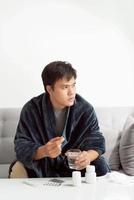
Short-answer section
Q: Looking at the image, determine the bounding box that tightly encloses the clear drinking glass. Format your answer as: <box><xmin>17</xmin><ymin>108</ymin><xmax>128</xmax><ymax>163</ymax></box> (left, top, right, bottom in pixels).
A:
<box><xmin>66</xmin><ymin>149</ymin><xmax>81</xmax><ymax>170</ymax></box>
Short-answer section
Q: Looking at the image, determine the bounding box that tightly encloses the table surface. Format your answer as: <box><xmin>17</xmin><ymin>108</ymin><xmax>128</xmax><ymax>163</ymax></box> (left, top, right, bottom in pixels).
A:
<box><xmin>0</xmin><ymin>174</ymin><xmax>134</xmax><ymax>200</ymax></box>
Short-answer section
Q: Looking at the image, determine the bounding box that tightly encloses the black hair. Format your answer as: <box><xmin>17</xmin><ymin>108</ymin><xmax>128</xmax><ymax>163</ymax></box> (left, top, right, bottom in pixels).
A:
<box><xmin>41</xmin><ymin>61</ymin><xmax>77</xmax><ymax>92</ymax></box>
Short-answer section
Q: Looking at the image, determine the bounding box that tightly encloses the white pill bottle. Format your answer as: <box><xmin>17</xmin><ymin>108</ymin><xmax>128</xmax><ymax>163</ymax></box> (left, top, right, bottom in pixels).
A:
<box><xmin>85</xmin><ymin>165</ymin><xmax>96</xmax><ymax>184</ymax></box>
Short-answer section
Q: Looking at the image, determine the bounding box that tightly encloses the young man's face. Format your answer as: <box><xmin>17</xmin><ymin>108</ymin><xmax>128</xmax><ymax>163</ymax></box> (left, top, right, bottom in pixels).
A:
<box><xmin>47</xmin><ymin>77</ymin><xmax>76</xmax><ymax>110</ymax></box>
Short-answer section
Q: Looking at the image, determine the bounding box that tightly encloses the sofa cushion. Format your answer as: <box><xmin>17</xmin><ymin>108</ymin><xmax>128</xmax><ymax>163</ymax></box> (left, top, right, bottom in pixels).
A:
<box><xmin>109</xmin><ymin>131</ymin><xmax>122</xmax><ymax>171</ymax></box>
<box><xmin>0</xmin><ymin>164</ymin><xmax>10</xmax><ymax>178</ymax></box>
<box><xmin>0</xmin><ymin>108</ymin><xmax>20</xmax><ymax>164</ymax></box>
<box><xmin>119</xmin><ymin>114</ymin><xmax>134</xmax><ymax>175</ymax></box>
<box><xmin>100</xmin><ymin>127</ymin><xmax>120</xmax><ymax>162</ymax></box>
<box><xmin>95</xmin><ymin>107</ymin><xmax>134</xmax><ymax>161</ymax></box>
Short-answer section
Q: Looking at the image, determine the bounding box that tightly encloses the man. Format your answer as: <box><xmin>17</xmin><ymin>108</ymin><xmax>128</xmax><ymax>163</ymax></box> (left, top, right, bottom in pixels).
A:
<box><xmin>9</xmin><ymin>61</ymin><xmax>110</xmax><ymax>178</ymax></box>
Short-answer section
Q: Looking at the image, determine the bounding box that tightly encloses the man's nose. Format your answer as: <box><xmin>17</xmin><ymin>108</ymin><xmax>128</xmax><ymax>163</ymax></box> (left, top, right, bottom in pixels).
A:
<box><xmin>68</xmin><ymin>87</ymin><xmax>75</xmax><ymax>95</ymax></box>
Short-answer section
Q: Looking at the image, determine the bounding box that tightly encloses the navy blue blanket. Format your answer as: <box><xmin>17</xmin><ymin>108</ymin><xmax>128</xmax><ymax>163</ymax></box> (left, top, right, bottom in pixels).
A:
<box><xmin>14</xmin><ymin>93</ymin><xmax>105</xmax><ymax>177</ymax></box>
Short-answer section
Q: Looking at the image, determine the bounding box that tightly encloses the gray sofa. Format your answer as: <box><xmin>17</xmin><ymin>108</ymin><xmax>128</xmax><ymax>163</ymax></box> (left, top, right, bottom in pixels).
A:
<box><xmin>0</xmin><ymin>107</ymin><xmax>133</xmax><ymax>178</ymax></box>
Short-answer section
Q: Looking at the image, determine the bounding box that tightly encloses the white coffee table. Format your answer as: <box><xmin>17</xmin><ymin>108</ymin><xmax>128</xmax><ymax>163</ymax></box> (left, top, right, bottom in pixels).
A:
<box><xmin>0</xmin><ymin>174</ymin><xmax>134</xmax><ymax>200</ymax></box>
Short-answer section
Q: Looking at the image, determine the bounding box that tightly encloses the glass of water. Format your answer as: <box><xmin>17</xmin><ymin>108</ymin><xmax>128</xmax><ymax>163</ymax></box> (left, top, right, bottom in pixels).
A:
<box><xmin>66</xmin><ymin>149</ymin><xmax>81</xmax><ymax>170</ymax></box>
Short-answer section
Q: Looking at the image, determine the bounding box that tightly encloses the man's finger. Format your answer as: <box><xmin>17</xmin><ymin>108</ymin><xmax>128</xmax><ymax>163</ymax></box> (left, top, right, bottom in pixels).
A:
<box><xmin>50</xmin><ymin>136</ymin><xmax>64</xmax><ymax>143</ymax></box>
<box><xmin>76</xmin><ymin>160</ymin><xmax>89</xmax><ymax>170</ymax></box>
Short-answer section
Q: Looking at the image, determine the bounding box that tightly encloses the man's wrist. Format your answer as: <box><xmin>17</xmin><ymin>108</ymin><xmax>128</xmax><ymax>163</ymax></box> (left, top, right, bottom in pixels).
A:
<box><xmin>33</xmin><ymin>145</ymin><xmax>47</xmax><ymax>160</ymax></box>
<box><xmin>87</xmin><ymin>150</ymin><xmax>99</xmax><ymax>162</ymax></box>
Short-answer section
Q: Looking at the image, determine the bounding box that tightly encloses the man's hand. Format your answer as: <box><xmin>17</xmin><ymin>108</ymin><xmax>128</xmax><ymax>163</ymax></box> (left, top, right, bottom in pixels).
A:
<box><xmin>33</xmin><ymin>136</ymin><xmax>64</xmax><ymax>160</ymax></box>
<box><xmin>44</xmin><ymin>136</ymin><xmax>65</xmax><ymax>158</ymax></box>
<box><xmin>74</xmin><ymin>150</ymin><xmax>99</xmax><ymax>170</ymax></box>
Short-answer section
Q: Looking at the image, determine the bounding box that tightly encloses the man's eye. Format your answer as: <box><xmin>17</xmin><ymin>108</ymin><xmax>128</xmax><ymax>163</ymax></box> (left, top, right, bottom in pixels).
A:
<box><xmin>64</xmin><ymin>86</ymin><xmax>68</xmax><ymax>89</ymax></box>
<box><xmin>62</xmin><ymin>86</ymin><xmax>68</xmax><ymax>89</ymax></box>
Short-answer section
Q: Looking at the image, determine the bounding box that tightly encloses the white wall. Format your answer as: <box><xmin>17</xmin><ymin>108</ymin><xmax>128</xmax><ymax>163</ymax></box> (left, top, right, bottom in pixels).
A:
<box><xmin>0</xmin><ymin>0</ymin><xmax>134</xmax><ymax>107</ymax></box>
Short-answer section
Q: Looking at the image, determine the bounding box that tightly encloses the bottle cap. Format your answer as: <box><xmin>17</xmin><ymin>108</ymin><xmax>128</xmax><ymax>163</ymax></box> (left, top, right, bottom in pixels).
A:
<box><xmin>86</xmin><ymin>165</ymin><xmax>95</xmax><ymax>173</ymax></box>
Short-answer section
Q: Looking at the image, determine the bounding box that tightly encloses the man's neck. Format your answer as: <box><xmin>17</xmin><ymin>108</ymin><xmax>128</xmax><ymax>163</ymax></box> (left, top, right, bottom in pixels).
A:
<box><xmin>49</xmin><ymin>97</ymin><xmax>66</xmax><ymax>111</ymax></box>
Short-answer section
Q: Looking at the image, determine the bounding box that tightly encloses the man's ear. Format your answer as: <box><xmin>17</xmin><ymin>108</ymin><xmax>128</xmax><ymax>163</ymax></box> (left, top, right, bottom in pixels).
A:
<box><xmin>46</xmin><ymin>85</ymin><xmax>52</xmax><ymax>95</ymax></box>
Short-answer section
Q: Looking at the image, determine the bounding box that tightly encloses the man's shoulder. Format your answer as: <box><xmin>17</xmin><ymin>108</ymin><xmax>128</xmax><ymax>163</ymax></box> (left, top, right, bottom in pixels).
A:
<box><xmin>22</xmin><ymin>93</ymin><xmax>45</xmax><ymax>112</ymax></box>
<box><xmin>75</xmin><ymin>94</ymin><xmax>92</xmax><ymax>106</ymax></box>
<box><xmin>75</xmin><ymin>94</ymin><xmax>93</xmax><ymax>111</ymax></box>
